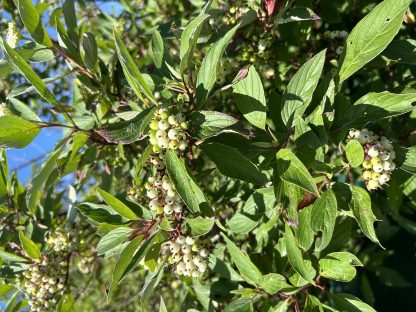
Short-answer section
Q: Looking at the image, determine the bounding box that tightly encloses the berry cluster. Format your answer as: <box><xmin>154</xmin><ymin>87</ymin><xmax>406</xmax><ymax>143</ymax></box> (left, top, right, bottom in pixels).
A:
<box><xmin>22</xmin><ymin>230</ymin><xmax>73</xmax><ymax>312</ymax></box>
<box><xmin>348</xmin><ymin>128</ymin><xmax>396</xmax><ymax>191</ymax></box>
<box><xmin>324</xmin><ymin>30</ymin><xmax>348</xmax><ymax>55</ymax></box>
<box><xmin>149</xmin><ymin>108</ymin><xmax>188</xmax><ymax>153</ymax></box>
<box><xmin>167</xmin><ymin>235</ymin><xmax>210</xmax><ymax>277</ymax></box>
<box><xmin>6</xmin><ymin>22</ymin><xmax>18</xmax><ymax>48</ymax></box>
<box><xmin>145</xmin><ymin>173</ymin><xmax>183</xmax><ymax>216</ymax></box>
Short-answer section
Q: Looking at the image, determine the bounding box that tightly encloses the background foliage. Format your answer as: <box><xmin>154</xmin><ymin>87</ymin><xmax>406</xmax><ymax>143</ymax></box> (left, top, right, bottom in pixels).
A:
<box><xmin>0</xmin><ymin>0</ymin><xmax>416</xmax><ymax>311</ymax></box>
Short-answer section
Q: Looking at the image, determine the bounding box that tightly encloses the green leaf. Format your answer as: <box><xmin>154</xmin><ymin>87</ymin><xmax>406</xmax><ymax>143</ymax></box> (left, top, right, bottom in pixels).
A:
<box><xmin>0</xmin><ymin>38</ymin><xmax>60</xmax><ymax>107</ymax></box>
<box><xmin>295</xmin><ymin>205</ymin><xmax>314</xmax><ymax>251</ymax></box>
<box><xmin>203</xmin><ymin>143</ymin><xmax>268</xmax><ymax>185</ymax></box>
<box><xmin>165</xmin><ymin>149</ymin><xmax>213</xmax><ymax>216</ymax></box>
<box><xmin>0</xmin><ymin>116</ymin><xmax>40</xmax><ymax>149</ymax></box>
<box><xmin>180</xmin><ymin>14</ymin><xmax>210</xmax><ymax>74</ymax></box>
<box><xmin>395</xmin><ymin>145</ymin><xmax>416</xmax><ymax>174</ymax></box>
<box><xmin>350</xmin><ymin>186</ymin><xmax>380</xmax><ymax>245</ymax></box>
<box><xmin>95</xmin><ymin>107</ymin><xmax>155</xmax><ymax>144</ymax></box>
<box><xmin>223</xmin><ymin>297</ymin><xmax>253</xmax><ymax>312</ymax></box>
<box><xmin>276</xmin><ymin>149</ymin><xmax>319</xmax><ymax>196</ymax></box>
<box><xmin>318</xmin><ymin>252</ymin><xmax>363</xmax><ymax>282</ymax></box>
<box><xmin>338</xmin><ymin>0</ymin><xmax>411</xmax><ymax>83</ymax></box>
<box><xmin>336</xmin><ymin>92</ymin><xmax>416</xmax><ymax>132</ymax></box>
<box><xmin>0</xmin><ymin>251</ymin><xmax>27</xmax><ymax>263</ymax></box>
<box><xmin>284</xmin><ymin>224</ymin><xmax>316</xmax><ymax>284</ymax></box>
<box><xmin>189</xmin><ymin>111</ymin><xmax>239</xmax><ymax>139</ymax></box>
<box><xmin>140</xmin><ymin>261</ymin><xmax>165</xmax><ymax>309</ymax></box>
<box><xmin>222</xmin><ymin>234</ymin><xmax>262</xmax><ymax>286</ymax></box>
<box><xmin>82</xmin><ymin>32</ymin><xmax>98</xmax><ymax>72</ymax></box>
<box><xmin>281</xmin><ymin>49</ymin><xmax>326</xmax><ymax>128</ymax></box>
<box><xmin>304</xmin><ymin>295</ymin><xmax>324</xmax><ymax>312</ymax></box>
<box><xmin>259</xmin><ymin>273</ymin><xmax>291</xmax><ymax>294</ymax></box>
<box><xmin>114</xmin><ymin>31</ymin><xmax>157</xmax><ymax>105</ymax></box>
<box><xmin>7</xmin><ymin>98</ymin><xmax>41</xmax><ymax>122</ymax></box>
<box><xmin>151</xmin><ymin>29</ymin><xmax>173</xmax><ymax>76</ymax></box>
<box><xmin>77</xmin><ymin>203</ymin><xmax>127</xmax><ymax>224</ymax></box>
<box><xmin>63</xmin><ymin>0</ymin><xmax>79</xmax><ymax>49</ymax></box>
<box><xmin>26</xmin><ymin>147</ymin><xmax>62</xmax><ymax>214</ymax></box>
<box><xmin>345</xmin><ymin>140</ymin><xmax>364</xmax><ymax>168</ymax></box>
<box><xmin>196</xmin><ymin>23</ymin><xmax>240</xmax><ymax>103</ymax></box>
<box><xmin>159</xmin><ymin>296</ymin><xmax>168</xmax><ymax>312</ymax></box>
<box><xmin>233</xmin><ymin>66</ymin><xmax>267</xmax><ymax>129</ymax></box>
<box><xmin>19</xmin><ymin>231</ymin><xmax>41</xmax><ymax>260</ymax></box>
<box><xmin>185</xmin><ymin>217</ymin><xmax>214</xmax><ymax>237</ymax></box>
<box><xmin>310</xmin><ymin>189</ymin><xmax>337</xmax><ymax>251</ymax></box>
<box><xmin>110</xmin><ymin>235</ymin><xmax>142</xmax><ymax>294</ymax></box>
<box><xmin>330</xmin><ymin>293</ymin><xmax>376</xmax><ymax>312</ymax></box>
<box><xmin>17</xmin><ymin>0</ymin><xmax>53</xmax><ymax>47</ymax></box>
<box><xmin>96</xmin><ymin>227</ymin><xmax>134</xmax><ymax>255</ymax></box>
<box><xmin>227</xmin><ymin>187</ymin><xmax>275</xmax><ymax>234</ymax></box>
<box><xmin>97</xmin><ymin>189</ymin><xmax>137</xmax><ymax>220</ymax></box>
<box><xmin>270</xmin><ymin>301</ymin><xmax>291</xmax><ymax>312</ymax></box>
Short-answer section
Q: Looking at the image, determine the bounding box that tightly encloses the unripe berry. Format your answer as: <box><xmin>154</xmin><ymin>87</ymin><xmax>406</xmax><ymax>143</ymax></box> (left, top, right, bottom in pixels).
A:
<box><xmin>199</xmin><ymin>248</ymin><xmax>208</xmax><ymax>258</ymax></box>
<box><xmin>168</xmin><ymin>115</ymin><xmax>178</xmax><ymax>125</ymax></box>
<box><xmin>158</xmin><ymin>137</ymin><xmax>169</xmax><ymax>149</ymax></box>
<box><xmin>362</xmin><ymin>160</ymin><xmax>372</xmax><ymax>169</ymax></box>
<box><xmin>197</xmin><ymin>262</ymin><xmax>207</xmax><ymax>273</ymax></box>
<box><xmin>170</xmin><ymin>242</ymin><xmax>180</xmax><ymax>253</ymax></box>
<box><xmin>362</xmin><ymin>171</ymin><xmax>372</xmax><ymax>180</ymax></box>
<box><xmin>178</xmin><ymin>141</ymin><xmax>188</xmax><ymax>151</ymax></box>
<box><xmin>160</xmin><ymin>112</ymin><xmax>169</xmax><ymax>120</ymax></box>
<box><xmin>167</xmin><ymin>189</ymin><xmax>176</xmax><ymax>197</ymax></box>
<box><xmin>182</xmin><ymin>244</ymin><xmax>191</xmax><ymax>254</ymax></box>
<box><xmin>149</xmin><ymin>199</ymin><xmax>159</xmax><ymax>211</ymax></box>
<box><xmin>149</xmin><ymin>120</ymin><xmax>159</xmax><ymax>130</ymax></box>
<box><xmin>379</xmin><ymin>173</ymin><xmax>390</xmax><ymax>185</ymax></box>
<box><xmin>185</xmin><ymin>236</ymin><xmax>195</xmax><ymax>245</ymax></box>
<box><xmin>156</xmin><ymin>129</ymin><xmax>167</xmax><ymax>139</ymax></box>
<box><xmin>176</xmin><ymin>236</ymin><xmax>185</xmax><ymax>245</ymax></box>
<box><xmin>164</xmin><ymin>204</ymin><xmax>173</xmax><ymax>215</ymax></box>
<box><xmin>173</xmin><ymin>204</ymin><xmax>182</xmax><ymax>213</ymax></box>
<box><xmin>168</xmin><ymin>129</ymin><xmax>179</xmax><ymax>140</ymax></box>
<box><xmin>368</xmin><ymin>146</ymin><xmax>379</xmax><ymax>158</ymax></box>
<box><xmin>371</xmin><ymin>157</ymin><xmax>381</xmax><ymax>166</ymax></box>
<box><xmin>371</xmin><ymin>172</ymin><xmax>381</xmax><ymax>180</ymax></box>
<box><xmin>158</xmin><ymin>120</ymin><xmax>169</xmax><ymax>130</ymax></box>
<box><xmin>373</xmin><ymin>164</ymin><xmax>383</xmax><ymax>173</ymax></box>
<box><xmin>383</xmin><ymin>161</ymin><xmax>395</xmax><ymax>171</ymax></box>
<box><xmin>176</xmin><ymin>113</ymin><xmax>185</xmax><ymax>123</ymax></box>
<box><xmin>367</xmin><ymin>179</ymin><xmax>379</xmax><ymax>190</ymax></box>
<box><xmin>156</xmin><ymin>206</ymin><xmax>164</xmax><ymax>214</ymax></box>
<box><xmin>147</xmin><ymin>188</ymin><xmax>158</xmax><ymax>199</ymax></box>
<box><xmin>169</xmin><ymin>140</ymin><xmax>179</xmax><ymax>150</ymax></box>
<box><xmin>180</xmin><ymin>121</ymin><xmax>189</xmax><ymax>130</ymax></box>
<box><xmin>191</xmin><ymin>270</ymin><xmax>200</xmax><ymax>278</ymax></box>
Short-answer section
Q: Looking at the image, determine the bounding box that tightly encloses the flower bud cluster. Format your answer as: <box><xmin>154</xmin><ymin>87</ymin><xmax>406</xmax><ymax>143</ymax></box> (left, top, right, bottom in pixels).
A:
<box><xmin>6</xmin><ymin>22</ymin><xmax>19</xmax><ymax>48</ymax></box>
<box><xmin>149</xmin><ymin>108</ymin><xmax>188</xmax><ymax>153</ymax></box>
<box><xmin>145</xmin><ymin>173</ymin><xmax>183</xmax><ymax>216</ymax></box>
<box><xmin>167</xmin><ymin>235</ymin><xmax>210</xmax><ymax>277</ymax></box>
<box><xmin>348</xmin><ymin>128</ymin><xmax>396</xmax><ymax>191</ymax></box>
<box><xmin>22</xmin><ymin>230</ymin><xmax>73</xmax><ymax>312</ymax></box>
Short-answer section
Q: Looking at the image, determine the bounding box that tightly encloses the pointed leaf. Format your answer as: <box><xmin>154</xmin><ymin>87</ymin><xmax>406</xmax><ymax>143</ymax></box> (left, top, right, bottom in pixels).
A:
<box><xmin>165</xmin><ymin>149</ymin><xmax>213</xmax><ymax>216</ymax></box>
<box><xmin>233</xmin><ymin>66</ymin><xmax>267</xmax><ymax>129</ymax></box>
<box><xmin>338</xmin><ymin>0</ymin><xmax>411</xmax><ymax>83</ymax></box>
<box><xmin>0</xmin><ymin>115</ymin><xmax>40</xmax><ymax>149</ymax></box>
<box><xmin>276</xmin><ymin>149</ymin><xmax>319</xmax><ymax>195</ymax></box>
<box><xmin>281</xmin><ymin>49</ymin><xmax>326</xmax><ymax>128</ymax></box>
<box><xmin>19</xmin><ymin>231</ymin><xmax>41</xmax><ymax>260</ymax></box>
<box><xmin>345</xmin><ymin>140</ymin><xmax>364</xmax><ymax>168</ymax></box>
<box><xmin>97</xmin><ymin>189</ymin><xmax>137</xmax><ymax>220</ymax></box>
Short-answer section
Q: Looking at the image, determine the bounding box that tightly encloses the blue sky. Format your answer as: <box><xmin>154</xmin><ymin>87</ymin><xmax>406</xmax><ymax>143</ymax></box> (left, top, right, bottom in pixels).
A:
<box><xmin>6</xmin><ymin>1</ymin><xmax>123</xmax><ymax>183</ymax></box>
